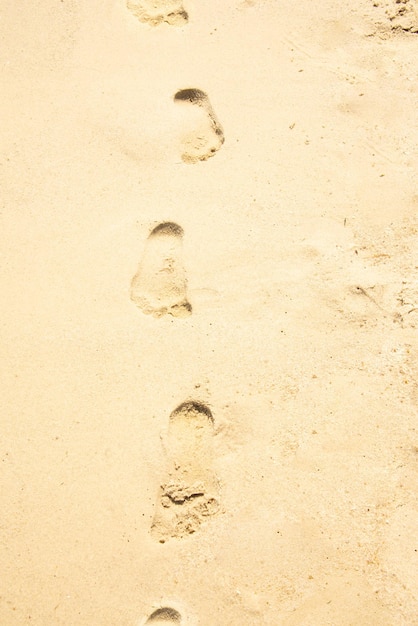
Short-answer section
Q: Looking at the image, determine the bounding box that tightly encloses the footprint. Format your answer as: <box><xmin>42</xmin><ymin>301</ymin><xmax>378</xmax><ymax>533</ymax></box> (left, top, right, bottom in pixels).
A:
<box><xmin>127</xmin><ymin>0</ymin><xmax>188</xmax><ymax>26</ymax></box>
<box><xmin>151</xmin><ymin>401</ymin><xmax>220</xmax><ymax>542</ymax></box>
<box><xmin>174</xmin><ymin>89</ymin><xmax>224</xmax><ymax>163</ymax></box>
<box><xmin>144</xmin><ymin>607</ymin><xmax>182</xmax><ymax>624</ymax></box>
<box><xmin>130</xmin><ymin>222</ymin><xmax>192</xmax><ymax>318</ymax></box>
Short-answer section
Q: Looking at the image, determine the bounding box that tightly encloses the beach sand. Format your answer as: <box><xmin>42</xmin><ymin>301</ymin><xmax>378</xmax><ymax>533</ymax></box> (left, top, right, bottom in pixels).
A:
<box><xmin>1</xmin><ymin>1</ymin><xmax>418</xmax><ymax>624</ymax></box>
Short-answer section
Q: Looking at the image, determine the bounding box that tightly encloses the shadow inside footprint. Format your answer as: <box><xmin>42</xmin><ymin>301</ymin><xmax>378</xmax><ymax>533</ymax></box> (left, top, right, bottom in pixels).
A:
<box><xmin>174</xmin><ymin>89</ymin><xmax>224</xmax><ymax>163</ymax></box>
<box><xmin>145</xmin><ymin>607</ymin><xmax>182</xmax><ymax>624</ymax></box>
<box><xmin>127</xmin><ymin>0</ymin><xmax>188</xmax><ymax>26</ymax></box>
<box><xmin>151</xmin><ymin>401</ymin><xmax>220</xmax><ymax>542</ymax></box>
<box><xmin>130</xmin><ymin>222</ymin><xmax>192</xmax><ymax>318</ymax></box>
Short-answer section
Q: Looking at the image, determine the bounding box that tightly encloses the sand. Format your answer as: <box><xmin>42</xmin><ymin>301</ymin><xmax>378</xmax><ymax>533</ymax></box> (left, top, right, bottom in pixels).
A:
<box><xmin>1</xmin><ymin>0</ymin><xmax>418</xmax><ymax>624</ymax></box>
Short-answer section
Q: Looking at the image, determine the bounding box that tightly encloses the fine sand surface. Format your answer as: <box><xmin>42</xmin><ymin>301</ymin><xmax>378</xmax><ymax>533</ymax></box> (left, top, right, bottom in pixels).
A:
<box><xmin>1</xmin><ymin>1</ymin><xmax>418</xmax><ymax>624</ymax></box>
